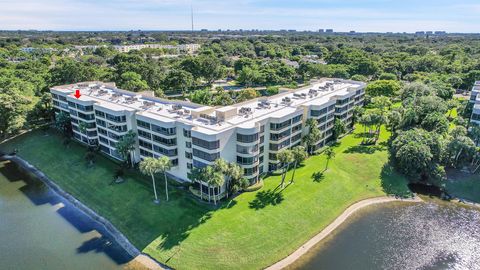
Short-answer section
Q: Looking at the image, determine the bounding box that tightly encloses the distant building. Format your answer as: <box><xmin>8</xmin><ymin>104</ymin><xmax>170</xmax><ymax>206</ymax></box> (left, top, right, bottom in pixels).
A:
<box><xmin>113</xmin><ymin>44</ymin><xmax>200</xmax><ymax>54</ymax></box>
<box><xmin>318</xmin><ymin>29</ymin><xmax>324</xmax><ymax>33</ymax></box>
<box><xmin>326</xmin><ymin>29</ymin><xmax>334</xmax><ymax>33</ymax></box>
<box><xmin>469</xmin><ymin>81</ymin><xmax>480</xmax><ymax>126</ymax></box>
<box><xmin>434</xmin><ymin>31</ymin><xmax>447</xmax><ymax>35</ymax></box>
<box><xmin>21</xmin><ymin>47</ymin><xmax>55</xmax><ymax>53</ymax></box>
<box><xmin>426</xmin><ymin>31</ymin><xmax>433</xmax><ymax>35</ymax></box>
<box><xmin>415</xmin><ymin>31</ymin><xmax>425</xmax><ymax>35</ymax></box>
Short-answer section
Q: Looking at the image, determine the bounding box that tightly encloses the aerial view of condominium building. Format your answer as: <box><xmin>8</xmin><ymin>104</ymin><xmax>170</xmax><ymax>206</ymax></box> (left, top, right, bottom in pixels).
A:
<box><xmin>50</xmin><ymin>79</ymin><xmax>365</xmax><ymax>193</ymax></box>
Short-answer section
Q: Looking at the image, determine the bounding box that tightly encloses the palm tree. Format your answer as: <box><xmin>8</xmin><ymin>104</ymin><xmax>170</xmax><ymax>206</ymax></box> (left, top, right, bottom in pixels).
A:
<box><xmin>226</xmin><ymin>163</ymin><xmax>245</xmax><ymax>195</ymax></box>
<box><xmin>304</xmin><ymin>119</ymin><xmax>322</xmax><ymax>155</ymax></box>
<box><xmin>204</xmin><ymin>166</ymin><xmax>216</xmax><ymax>202</ymax></box>
<box><xmin>115</xmin><ymin>130</ymin><xmax>137</xmax><ymax>168</ymax></box>
<box><xmin>212</xmin><ymin>158</ymin><xmax>229</xmax><ymax>196</ymax></box>
<box><xmin>139</xmin><ymin>157</ymin><xmax>162</xmax><ymax>203</ymax></box>
<box><xmin>277</xmin><ymin>149</ymin><xmax>294</xmax><ymax>188</ymax></box>
<box><xmin>324</xmin><ymin>147</ymin><xmax>336</xmax><ymax>171</ymax></box>
<box><xmin>290</xmin><ymin>146</ymin><xmax>308</xmax><ymax>183</ymax></box>
<box><xmin>158</xmin><ymin>156</ymin><xmax>172</xmax><ymax>201</ymax></box>
<box><xmin>211</xmin><ymin>171</ymin><xmax>225</xmax><ymax>205</ymax></box>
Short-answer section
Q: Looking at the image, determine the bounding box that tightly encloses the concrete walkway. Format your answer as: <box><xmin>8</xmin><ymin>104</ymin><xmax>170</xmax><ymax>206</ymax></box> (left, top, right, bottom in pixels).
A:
<box><xmin>265</xmin><ymin>196</ymin><xmax>423</xmax><ymax>270</ymax></box>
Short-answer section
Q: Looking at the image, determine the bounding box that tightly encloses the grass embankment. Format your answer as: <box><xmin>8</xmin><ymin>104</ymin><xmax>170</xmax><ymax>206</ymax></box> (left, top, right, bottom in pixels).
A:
<box><xmin>0</xmin><ymin>127</ymin><xmax>410</xmax><ymax>269</ymax></box>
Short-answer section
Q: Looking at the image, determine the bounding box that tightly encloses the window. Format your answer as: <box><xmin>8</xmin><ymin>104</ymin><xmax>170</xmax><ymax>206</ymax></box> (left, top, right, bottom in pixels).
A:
<box><xmin>193</xmin><ymin>159</ymin><xmax>208</xmax><ymax>168</ymax></box>
<box><xmin>270</xmin><ymin>119</ymin><xmax>291</xmax><ymax>131</ymax></box>
<box><xmin>236</xmin><ymin>155</ymin><xmax>258</xmax><ymax>165</ymax></box>
<box><xmin>107</xmin><ymin>123</ymin><xmax>127</xmax><ymax>133</ymax></box>
<box><xmin>187</xmin><ymin>163</ymin><xmax>193</xmax><ymax>169</ymax></box>
<box><xmin>68</xmin><ymin>101</ymin><xmax>76</xmax><ymax>107</ymax></box>
<box><xmin>100</xmin><ymin>145</ymin><xmax>110</xmax><ymax>154</ymax></box>
<box><xmin>292</xmin><ymin>123</ymin><xmax>302</xmax><ymax>133</ymax></box>
<box><xmin>96</xmin><ymin>119</ymin><xmax>106</xmax><ymax>127</ymax></box>
<box><xmin>98</xmin><ymin>128</ymin><xmax>107</xmax><ymax>135</ymax></box>
<box><xmin>260</xmin><ymin>125</ymin><xmax>265</xmax><ymax>133</ymax></box>
<box><xmin>99</xmin><ymin>136</ymin><xmax>108</xmax><ymax>144</ymax></box>
<box><xmin>58</xmin><ymin>95</ymin><xmax>67</xmax><ymax>102</ymax></box>
<box><xmin>95</xmin><ymin>110</ymin><xmax>105</xmax><ymax>118</ymax></box>
<box><xmin>105</xmin><ymin>113</ymin><xmax>126</xmax><ymax>123</ymax></box>
<box><xmin>140</xmin><ymin>148</ymin><xmax>153</xmax><ymax>157</ymax></box>
<box><xmin>153</xmin><ymin>135</ymin><xmax>176</xmax><ymax>146</ymax></box>
<box><xmin>153</xmin><ymin>145</ymin><xmax>177</xmax><ymax>157</ymax></box>
<box><xmin>244</xmin><ymin>166</ymin><xmax>258</xmax><ymax>176</ymax></box>
<box><xmin>291</xmin><ymin>133</ymin><xmax>302</xmax><ymax>143</ymax></box>
<box><xmin>236</xmin><ymin>144</ymin><xmax>258</xmax><ymax>154</ymax></box>
<box><xmin>186</xmin><ymin>141</ymin><xmax>192</xmax><ymax>148</ymax></box>
<box><xmin>151</xmin><ymin>124</ymin><xmax>176</xmax><ymax>136</ymax></box>
<box><xmin>137</xmin><ymin>120</ymin><xmax>151</xmax><ymax>130</ymax></box>
<box><xmin>292</xmin><ymin>114</ymin><xmax>303</xmax><ymax>124</ymax></box>
<box><xmin>51</xmin><ymin>93</ymin><xmax>58</xmax><ymax>100</ymax></box>
<box><xmin>139</xmin><ymin>139</ymin><xmax>153</xmax><ymax>150</ymax></box>
<box><xmin>311</xmin><ymin>107</ymin><xmax>328</xmax><ymax>117</ymax></box>
<box><xmin>77</xmin><ymin>104</ymin><xmax>93</xmax><ymax>112</ymax></box>
<box><xmin>138</xmin><ymin>129</ymin><xmax>152</xmax><ymax>140</ymax></box>
<box><xmin>193</xmin><ymin>148</ymin><xmax>219</xmax><ymax>161</ymax></box>
<box><xmin>171</xmin><ymin>159</ymin><xmax>178</xmax><ymax>166</ymax></box>
<box><xmin>269</xmin><ymin>138</ymin><xmax>291</xmax><ymax>151</ymax></box>
<box><xmin>270</xmin><ymin>129</ymin><xmax>291</xmax><ymax>141</ymax></box>
<box><xmin>183</xmin><ymin>129</ymin><xmax>191</xmax><ymax>138</ymax></box>
<box><xmin>237</xmin><ymin>133</ymin><xmax>259</xmax><ymax>143</ymax></box>
<box><xmin>185</xmin><ymin>152</ymin><xmax>193</xmax><ymax>159</ymax></box>
<box><xmin>78</xmin><ymin>112</ymin><xmax>95</xmax><ymax>121</ymax></box>
<box><xmin>192</xmin><ymin>137</ymin><xmax>219</xmax><ymax>150</ymax></box>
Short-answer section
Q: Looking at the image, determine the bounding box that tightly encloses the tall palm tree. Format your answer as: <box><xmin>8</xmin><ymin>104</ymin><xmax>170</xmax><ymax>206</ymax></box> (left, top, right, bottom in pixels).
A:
<box><xmin>212</xmin><ymin>158</ymin><xmax>229</xmax><ymax>196</ymax></box>
<box><xmin>324</xmin><ymin>147</ymin><xmax>336</xmax><ymax>171</ymax></box>
<box><xmin>277</xmin><ymin>149</ymin><xmax>294</xmax><ymax>188</ymax></box>
<box><xmin>211</xmin><ymin>170</ymin><xmax>225</xmax><ymax>205</ymax></box>
<box><xmin>158</xmin><ymin>156</ymin><xmax>172</xmax><ymax>201</ymax></box>
<box><xmin>290</xmin><ymin>146</ymin><xmax>308</xmax><ymax>183</ymax></box>
<box><xmin>226</xmin><ymin>163</ymin><xmax>245</xmax><ymax>195</ymax></box>
<box><xmin>304</xmin><ymin>118</ymin><xmax>322</xmax><ymax>155</ymax></box>
<box><xmin>139</xmin><ymin>157</ymin><xmax>162</xmax><ymax>203</ymax></box>
<box><xmin>204</xmin><ymin>166</ymin><xmax>216</xmax><ymax>202</ymax></box>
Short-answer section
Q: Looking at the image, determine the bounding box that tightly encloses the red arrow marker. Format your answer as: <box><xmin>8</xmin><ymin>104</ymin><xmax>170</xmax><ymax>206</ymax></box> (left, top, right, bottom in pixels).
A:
<box><xmin>73</xmin><ymin>89</ymin><xmax>81</xmax><ymax>99</ymax></box>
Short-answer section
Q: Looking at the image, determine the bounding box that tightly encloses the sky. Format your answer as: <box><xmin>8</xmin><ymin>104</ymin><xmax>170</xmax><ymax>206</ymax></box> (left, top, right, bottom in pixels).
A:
<box><xmin>0</xmin><ymin>0</ymin><xmax>479</xmax><ymax>33</ymax></box>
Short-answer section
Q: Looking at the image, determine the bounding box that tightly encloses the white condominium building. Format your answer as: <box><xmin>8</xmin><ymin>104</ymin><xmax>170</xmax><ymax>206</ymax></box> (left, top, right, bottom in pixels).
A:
<box><xmin>469</xmin><ymin>81</ymin><xmax>480</xmax><ymax>126</ymax></box>
<box><xmin>50</xmin><ymin>79</ymin><xmax>365</xmax><ymax>192</ymax></box>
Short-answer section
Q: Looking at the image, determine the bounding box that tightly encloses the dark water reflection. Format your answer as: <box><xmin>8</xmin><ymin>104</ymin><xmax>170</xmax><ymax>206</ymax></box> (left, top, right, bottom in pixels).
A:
<box><xmin>0</xmin><ymin>160</ymin><xmax>132</xmax><ymax>270</ymax></box>
<box><xmin>289</xmin><ymin>200</ymin><xmax>480</xmax><ymax>270</ymax></box>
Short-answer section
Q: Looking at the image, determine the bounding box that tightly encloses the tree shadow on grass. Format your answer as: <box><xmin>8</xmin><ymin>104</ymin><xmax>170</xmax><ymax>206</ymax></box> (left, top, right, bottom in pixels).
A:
<box><xmin>248</xmin><ymin>189</ymin><xmax>284</xmax><ymax>210</ymax></box>
<box><xmin>380</xmin><ymin>163</ymin><xmax>413</xmax><ymax>198</ymax></box>
<box><xmin>312</xmin><ymin>171</ymin><xmax>325</xmax><ymax>182</ymax></box>
<box><xmin>343</xmin><ymin>141</ymin><xmax>387</xmax><ymax>154</ymax></box>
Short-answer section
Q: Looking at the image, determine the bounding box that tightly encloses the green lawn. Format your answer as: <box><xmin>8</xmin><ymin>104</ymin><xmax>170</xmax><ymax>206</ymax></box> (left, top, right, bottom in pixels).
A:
<box><xmin>446</xmin><ymin>175</ymin><xmax>480</xmax><ymax>203</ymax></box>
<box><xmin>0</xmin><ymin>127</ymin><xmax>410</xmax><ymax>269</ymax></box>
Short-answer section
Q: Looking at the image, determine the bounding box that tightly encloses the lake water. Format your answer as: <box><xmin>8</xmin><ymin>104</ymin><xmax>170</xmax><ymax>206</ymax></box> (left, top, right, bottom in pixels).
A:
<box><xmin>288</xmin><ymin>200</ymin><xmax>480</xmax><ymax>270</ymax></box>
<box><xmin>3</xmin><ymin>157</ymin><xmax>480</xmax><ymax>270</ymax></box>
<box><xmin>0</xmin><ymin>159</ymin><xmax>134</xmax><ymax>270</ymax></box>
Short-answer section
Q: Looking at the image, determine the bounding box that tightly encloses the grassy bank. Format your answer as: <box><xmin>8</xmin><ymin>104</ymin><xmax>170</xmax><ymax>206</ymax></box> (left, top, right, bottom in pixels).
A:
<box><xmin>0</xmin><ymin>127</ymin><xmax>410</xmax><ymax>269</ymax></box>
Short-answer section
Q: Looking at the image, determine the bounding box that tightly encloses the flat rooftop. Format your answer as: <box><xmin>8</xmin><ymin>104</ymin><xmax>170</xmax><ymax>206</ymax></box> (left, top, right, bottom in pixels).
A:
<box><xmin>51</xmin><ymin>79</ymin><xmax>365</xmax><ymax>134</ymax></box>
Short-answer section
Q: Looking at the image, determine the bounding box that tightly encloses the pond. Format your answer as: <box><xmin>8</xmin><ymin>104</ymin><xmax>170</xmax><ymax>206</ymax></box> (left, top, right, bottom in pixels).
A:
<box><xmin>288</xmin><ymin>199</ymin><xmax>480</xmax><ymax>270</ymax></box>
<box><xmin>0</xmin><ymin>159</ymin><xmax>136</xmax><ymax>270</ymax></box>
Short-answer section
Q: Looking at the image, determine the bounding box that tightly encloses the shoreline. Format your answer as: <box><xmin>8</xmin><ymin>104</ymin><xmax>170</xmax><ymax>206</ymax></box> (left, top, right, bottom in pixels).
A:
<box><xmin>265</xmin><ymin>196</ymin><xmax>423</xmax><ymax>270</ymax></box>
<box><xmin>2</xmin><ymin>154</ymin><xmax>167</xmax><ymax>270</ymax></box>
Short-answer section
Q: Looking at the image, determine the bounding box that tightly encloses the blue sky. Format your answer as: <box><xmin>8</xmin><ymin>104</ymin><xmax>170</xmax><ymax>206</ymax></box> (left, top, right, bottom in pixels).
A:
<box><xmin>0</xmin><ymin>0</ymin><xmax>479</xmax><ymax>32</ymax></box>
